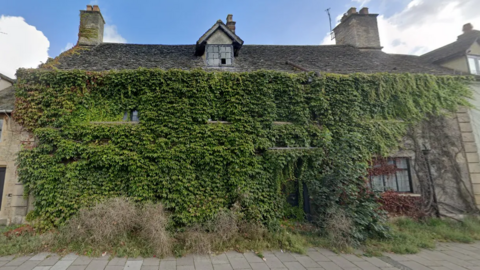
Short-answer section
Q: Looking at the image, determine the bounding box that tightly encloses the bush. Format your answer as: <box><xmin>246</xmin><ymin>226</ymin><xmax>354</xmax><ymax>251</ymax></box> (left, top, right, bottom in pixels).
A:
<box><xmin>378</xmin><ymin>191</ymin><xmax>425</xmax><ymax>219</ymax></box>
<box><xmin>324</xmin><ymin>208</ymin><xmax>356</xmax><ymax>249</ymax></box>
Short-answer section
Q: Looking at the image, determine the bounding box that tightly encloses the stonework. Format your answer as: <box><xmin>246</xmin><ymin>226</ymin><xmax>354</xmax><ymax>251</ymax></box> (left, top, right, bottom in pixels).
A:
<box><xmin>0</xmin><ymin>114</ymin><xmax>33</xmax><ymax>224</ymax></box>
<box><xmin>466</xmin><ymin>82</ymin><xmax>480</xmax><ymax>208</ymax></box>
<box><xmin>333</xmin><ymin>14</ymin><xmax>381</xmax><ymax>48</ymax></box>
<box><xmin>77</xmin><ymin>9</ymin><xmax>105</xmax><ymax>46</ymax></box>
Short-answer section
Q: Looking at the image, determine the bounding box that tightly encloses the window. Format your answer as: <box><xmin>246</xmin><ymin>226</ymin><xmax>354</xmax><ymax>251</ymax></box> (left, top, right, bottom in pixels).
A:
<box><xmin>468</xmin><ymin>56</ymin><xmax>480</xmax><ymax>75</ymax></box>
<box><xmin>370</xmin><ymin>157</ymin><xmax>413</xmax><ymax>192</ymax></box>
<box><xmin>0</xmin><ymin>167</ymin><xmax>4</xmax><ymax>210</ymax></box>
<box><xmin>0</xmin><ymin>119</ymin><xmax>3</xmax><ymax>142</ymax></box>
<box><xmin>123</xmin><ymin>110</ymin><xmax>139</xmax><ymax>122</ymax></box>
<box><xmin>206</xmin><ymin>45</ymin><xmax>233</xmax><ymax>66</ymax></box>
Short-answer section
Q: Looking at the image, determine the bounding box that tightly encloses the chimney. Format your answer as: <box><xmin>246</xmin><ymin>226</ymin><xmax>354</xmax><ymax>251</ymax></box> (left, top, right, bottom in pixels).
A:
<box><xmin>77</xmin><ymin>5</ymin><xmax>105</xmax><ymax>46</ymax></box>
<box><xmin>463</xmin><ymin>23</ymin><xmax>473</xmax><ymax>33</ymax></box>
<box><xmin>333</xmin><ymin>7</ymin><xmax>381</xmax><ymax>49</ymax></box>
<box><xmin>226</xmin><ymin>14</ymin><xmax>236</xmax><ymax>34</ymax></box>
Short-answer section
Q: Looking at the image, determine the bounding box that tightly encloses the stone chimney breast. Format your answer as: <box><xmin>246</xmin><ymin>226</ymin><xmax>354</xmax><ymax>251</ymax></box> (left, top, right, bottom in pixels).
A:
<box><xmin>77</xmin><ymin>5</ymin><xmax>105</xmax><ymax>46</ymax></box>
<box><xmin>333</xmin><ymin>7</ymin><xmax>381</xmax><ymax>49</ymax></box>
<box><xmin>226</xmin><ymin>14</ymin><xmax>236</xmax><ymax>34</ymax></box>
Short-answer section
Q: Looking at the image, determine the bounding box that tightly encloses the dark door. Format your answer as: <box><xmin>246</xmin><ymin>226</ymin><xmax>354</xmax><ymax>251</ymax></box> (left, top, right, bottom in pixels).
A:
<box><xmin>0</xmin><ymin>168</ymin><xmax>5</xmax><ymax>210</ymax></box>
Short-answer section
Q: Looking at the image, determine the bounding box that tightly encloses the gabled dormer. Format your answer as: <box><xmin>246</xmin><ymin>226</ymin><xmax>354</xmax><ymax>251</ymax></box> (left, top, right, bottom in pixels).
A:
<box><xmin>195</xmin><ymin>15</ymin><xmax>244</xmax><ymax>67</ymax></box>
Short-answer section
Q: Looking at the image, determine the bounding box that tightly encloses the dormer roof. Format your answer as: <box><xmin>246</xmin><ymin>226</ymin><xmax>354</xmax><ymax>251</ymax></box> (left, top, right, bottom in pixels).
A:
<box><xmin>195</xmin><ymin>18</ymin><xmax>244</xmax><ymax>57</ymax></box>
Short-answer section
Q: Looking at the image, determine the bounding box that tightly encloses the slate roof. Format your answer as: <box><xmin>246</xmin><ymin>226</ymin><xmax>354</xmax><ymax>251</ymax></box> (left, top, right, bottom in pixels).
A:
<box><xmin>0</xmin><ymin>73</ymin><xmax>15</xmax><ymax>84</ymax></box>
<box><xmin>420</xmin><ymin>30</ymin><xmax>480</xmax><ymax>64</ymax></box>
<box><xmin>52</xmin><ymin>43</ymin><xmax>454</xmax><ymax>75</ymax></box>
<box><xmin>0</xmin><ymin>86</ymin><xmax>15</xmax><ymax>111</ymax></box>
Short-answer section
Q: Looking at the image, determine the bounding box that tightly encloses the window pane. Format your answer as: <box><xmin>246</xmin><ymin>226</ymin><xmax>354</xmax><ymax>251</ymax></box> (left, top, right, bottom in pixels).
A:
<box><xmin>123</xmin><ymin>112</ymin><xmax>129</xmax><ymax>121</ymax></box>
<box><xmin>384</xmin><ymin>174</ymin><xmax>397</xmax><ymax>191</ymax></box>
<box><xmin>469</xmin><ymin>57</ymin><xmax>479</xmax><ymax>75</ymax></box>
<box><xmin>371</xmin><ymin>176</ymin><xmax>384</xmax><ymax>191</ymax></box>
<box><xmin>396</xmin><ymin>158</ymin><xmax>408</xmax><ymax>169</ymax></box>
<box><xmin>396</xmin><ymin>170</ymin><xmax>411</xmax><ymax>192</ymax></box>
<box><xmin>132</xmin><ymin>110</ymin><xmax>139</xmax><ymax>122</ymax></box>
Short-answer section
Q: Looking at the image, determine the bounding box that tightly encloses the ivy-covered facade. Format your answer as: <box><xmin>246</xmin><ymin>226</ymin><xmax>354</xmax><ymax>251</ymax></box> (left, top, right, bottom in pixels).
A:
<box><xmin>1</xmin><ymin>5</ymin><xmax>478</xmax><ymax>231</ymax></box>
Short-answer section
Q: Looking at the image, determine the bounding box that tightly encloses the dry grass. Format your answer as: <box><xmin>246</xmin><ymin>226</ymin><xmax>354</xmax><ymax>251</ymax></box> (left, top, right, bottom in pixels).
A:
<box><xmin>139</xmin><ymin>203</ymin><xmax>172</xmax><ymax>257</ymax></box>
<box><xmin>324</xmin><ymin>208</ymin><xmax>356</xmax><ymax>250</ymax></box>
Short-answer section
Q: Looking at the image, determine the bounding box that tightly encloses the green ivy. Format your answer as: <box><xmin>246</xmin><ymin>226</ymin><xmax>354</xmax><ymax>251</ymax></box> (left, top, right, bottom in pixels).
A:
<box><xmin>14</xmin><ymin>68</ymin><xmax>472</xmax><ymax>236</ymax></box>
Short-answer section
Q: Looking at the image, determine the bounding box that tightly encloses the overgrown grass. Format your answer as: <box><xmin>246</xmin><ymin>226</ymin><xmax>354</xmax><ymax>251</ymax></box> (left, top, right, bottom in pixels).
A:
<box><xmin>364</xmin><ymin>217</ymin><xmax>480</xmax><ymax>256</ymax></box>
<box><xmin>1</xmin><ymin>200</ymin><xmax>479</xmax><ymax>258</ymax></box>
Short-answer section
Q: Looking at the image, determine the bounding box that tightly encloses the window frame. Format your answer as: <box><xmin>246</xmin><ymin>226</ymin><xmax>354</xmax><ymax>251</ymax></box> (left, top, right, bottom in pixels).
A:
<box><xmin>123</xmin><ymin>110</ymin><xmax>139</xmax><ymax>122</ymax></box>
<box><xmin>369</xmin><ymin>157</ymin><xmax>414</xmax><ymax>193</ymax></box>
<box><xmin>206</xmin><ymin>44</ymin><xmax>234</xmax><ymax>67</ymax></box>
<box><xmin>468</xmin><ymin>55</ymin><xmax>480</xmax><ymax>75</ymax></box>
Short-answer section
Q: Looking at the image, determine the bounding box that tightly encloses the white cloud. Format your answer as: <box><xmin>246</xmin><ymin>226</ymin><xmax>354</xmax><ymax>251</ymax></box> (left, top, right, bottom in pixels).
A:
<box><xmin>104</xmin><ymin>25</ymin><xmax>126</xmax><ymax>43</ymax></box>
<box><xmin>322</xmin><ymin>0</ymin><xmax>480</xmax><ymax>55</ymax></box>
<box><xmin>0</xmin><ymin>15</ymin><xmax>49</xmax><ymax>78</ymax></box>
<box><xmin>61</xmin><ymin>42</ymin><xmax>74</xmax><ymax>53</ymax></box>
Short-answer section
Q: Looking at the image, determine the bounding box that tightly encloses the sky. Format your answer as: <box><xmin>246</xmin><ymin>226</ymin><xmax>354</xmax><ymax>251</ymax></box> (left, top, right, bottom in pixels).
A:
<box><xmin>0</xmin><ymin>0</ymin><xmax>479</xmax><ymax>78</ymax></box>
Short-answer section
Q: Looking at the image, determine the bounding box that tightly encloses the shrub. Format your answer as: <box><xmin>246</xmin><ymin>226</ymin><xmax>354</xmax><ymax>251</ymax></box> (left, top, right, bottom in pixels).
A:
<box><xmin>378</xmin><ymin>190</ymin><xmax>425</xmax><ymax>219</ymax></box>
<box><xmin>324</xmin><ymin>208</ymin><xmax>356</xmax><ymax>249</ymax></box>
<box><xmin>139</xmin><ymin>203</ymin><xmax>172</xmax><ymax>257</ymax></box>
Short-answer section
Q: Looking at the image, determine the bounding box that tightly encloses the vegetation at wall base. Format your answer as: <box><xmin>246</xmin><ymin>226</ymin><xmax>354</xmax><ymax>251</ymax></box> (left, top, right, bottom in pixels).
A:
<box><xmin>14</xmin><ymin>68</ymin><xmax>472</xmax><ymax>242</ymax></box>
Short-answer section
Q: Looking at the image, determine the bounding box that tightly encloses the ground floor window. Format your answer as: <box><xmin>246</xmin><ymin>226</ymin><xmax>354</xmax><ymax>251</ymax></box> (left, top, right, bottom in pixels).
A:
<box><xmin>369</xmin><ymin>157</ymin><xmax>413</xmax><ymax>192</ymax></box>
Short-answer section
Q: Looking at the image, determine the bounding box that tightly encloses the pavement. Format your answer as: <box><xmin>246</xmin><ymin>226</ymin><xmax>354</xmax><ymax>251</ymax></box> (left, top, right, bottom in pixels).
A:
<box><xmin>1</xmin><ymin>242</ymin><xmax>480</xmax><ymax>270</ymax></box>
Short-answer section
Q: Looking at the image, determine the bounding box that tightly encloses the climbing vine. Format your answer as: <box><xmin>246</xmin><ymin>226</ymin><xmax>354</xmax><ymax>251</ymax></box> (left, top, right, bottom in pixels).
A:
<box><xmin>14</xmin><ymin>68</ymin><xmax>472</xmax><ymax>237</ymax></box>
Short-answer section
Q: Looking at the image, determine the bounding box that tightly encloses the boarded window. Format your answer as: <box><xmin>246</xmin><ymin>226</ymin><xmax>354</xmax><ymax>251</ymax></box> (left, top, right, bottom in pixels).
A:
<box><xmin>206</xmin><ymin>45</ymin><xmax>233</xmax><ymax>66</ymax></box>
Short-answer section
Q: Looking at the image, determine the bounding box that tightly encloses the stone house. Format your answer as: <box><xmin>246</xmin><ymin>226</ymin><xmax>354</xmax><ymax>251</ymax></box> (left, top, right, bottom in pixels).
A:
<box><xmin>1</xmin><ymin>5</ymin><xmax>479</xmax><ymax>223</ymax></box>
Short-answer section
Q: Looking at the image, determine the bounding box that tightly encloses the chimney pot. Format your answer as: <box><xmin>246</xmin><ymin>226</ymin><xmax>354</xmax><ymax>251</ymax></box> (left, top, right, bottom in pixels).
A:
<box><xmin>360</xmin><ymin>7</ymin><xmax>369</xmax><ymax>14</ymax></box>
<box><xmin>93</xmin><ymin>5</ymin><xmax>100</xmax><ymax>12</ymax></box>
<box><xmin>86</xmin><ymin>5</ymin><xmax>93</xmax><ymax>11</ymax></box>
<box><xmin>463</xmin><ymin>23</ymin><xmax>474</xmax><ymax>33</ymax></box>
<box><xmin>226</xmin><ymin>14</ymin><xmax>236</xmax><ymax>34</ymax></box>
<box><xmin>347</xmin><ymin>7</ymin><xmax>357</xmax><ymax>15</ymax></box>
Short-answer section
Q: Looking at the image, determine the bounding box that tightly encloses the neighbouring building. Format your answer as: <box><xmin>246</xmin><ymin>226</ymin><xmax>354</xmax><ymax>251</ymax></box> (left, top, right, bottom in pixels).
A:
<box><xmin>420</xmin><ymin>23</ymin><xmax>480</xmax><ymax>210</ymax></box>
<box><xmin>1</xmin><ymin>5</ymin><xmax>479</xmax><ymax>223</ymax></box>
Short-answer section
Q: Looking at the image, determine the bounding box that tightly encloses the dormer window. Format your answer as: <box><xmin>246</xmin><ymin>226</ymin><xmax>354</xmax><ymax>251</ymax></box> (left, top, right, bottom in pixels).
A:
<box><xmin>123</xmin><ymin>110</ymin><xmax>139</xmax><ymax>122</ymax></box>
<box><xmin>468</xmin><ymin>56</ymin><xmax>480</xmax><ymax>75</ymax></box>
<box><xmin>206</xmin><ymin>45</ymin><xmax>233</xmax><ymax>66</ymax></box>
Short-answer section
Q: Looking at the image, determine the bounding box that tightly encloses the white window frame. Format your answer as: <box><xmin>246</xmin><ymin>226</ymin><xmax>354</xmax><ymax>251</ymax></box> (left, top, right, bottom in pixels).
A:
<box><xmin>468</xmin><ymin>55</ymin><xmax>480</xmax><ymax>75</ymax></box>
<box><xmin>206</xmin><ymin>44</ymin><xmax>234</xmax><ymax>67</ymax></box>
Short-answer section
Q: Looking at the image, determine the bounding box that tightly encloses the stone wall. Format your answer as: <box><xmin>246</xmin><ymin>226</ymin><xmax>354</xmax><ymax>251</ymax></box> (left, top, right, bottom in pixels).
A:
<box><xmin>0</xmin><ymin>114</ymin><xmax>33</xmax><ymax>225</ymax></box>
<box><xmin>466</xmin><ymin>82</ymin><xmax>480</xmax><ymax>208</ymax></box>
<box><xmin>333</xmin><ymin>14</ymin><xmax>381</xmax><ymax>48</ymax></box>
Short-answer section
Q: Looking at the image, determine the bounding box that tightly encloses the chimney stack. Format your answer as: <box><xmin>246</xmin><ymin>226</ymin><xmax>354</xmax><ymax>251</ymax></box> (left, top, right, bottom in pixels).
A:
<box><xmin>226</xmin><ymin>14</ymin><xmax>236</xmax><ymax>34</ymax></box>
<box><xmin>77</xmin><ymin>5</ymin><xmax>105</xmax><ymax>46</ymax></box>
<box><xmin>333</xmin><ymin>7</ymin><xmax>382</xmax><ymax>49</ymax></box>
<box><xmin>463</xmin><ymin>23</ymin><xmax>473</xmax><ymax>33</ymax></box>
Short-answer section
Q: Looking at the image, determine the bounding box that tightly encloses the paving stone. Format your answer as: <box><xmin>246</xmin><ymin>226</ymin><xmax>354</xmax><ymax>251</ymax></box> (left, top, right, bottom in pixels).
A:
<box><xmin>341</xmin><ymin>254</ymin><xmax>365</xmax><ymax>262</ymax></box>
<box><xmin>435</xmin><ymin>261</ymin><xmax>470</xmax><ymax>270</ymax></box>
<box><xmin>351</xmin><ymin>261</ymin><xmax>380</xmax><ymax>270</ymax></box>
<box><xmin>264</xmin><ymin>257</ymin><xmax>285</xmax><ymax>269</ymax></box>
<box><xmin>274</xmin><ymin>252</ymin><xmax>297</xmax><ymax>263</ymax></box>
<box><xmin>194</xmin><ymin>261</ymin><xmax>213</xmax><ymax>270</ymax></box>
<box><xmin>328</xmin><ymin>256</ymin><xmax>357</xmax><ymax>269</ymax></box>
<box><xmin>228</xmin><ymin>258</ymin><xmax>250</xmax><ymax>270</ymax></box>
<box><xmin>127</xmin><ymin>259</ymin><xmax>143</xmax><ymax>262</ymax></box>
<box><xmin>249</xmin><ymin>263</ymin><xmax>269</xmax><ymax>270</ymax></box>
<box><xmin>0</xmin><ymin>262</ymin><xmax>6</xmax><ymax>268</ymax></box>
<box><xmin>31</xmin><ymin>253</ymin><xmax>53</xmax><ymax>261</ymax></box>
<box><xmin>362</xmin><ymin>258</ymin><xmax>393</xmax><ymax>268</ymax></box>
<box><xmin>177</xmin><ymin>256</ymin><xmax>194</xmax><ymax>266</ymax></box>
<box><xmin>269</xmin><ymin>268</ymin><xmax>287</xmax><ymax>270</ymax></box>
<box><xmin>72</xmin><ymin>257</ymin><xmax>93</xmax><ymax>266</ymax></box>
<box><xmin>211</xmin><ymin>255</ymin><xmax>229</xmax><ymax>265</ymax></box>
<box><xmin>315</xmin><ymin>262</ymin><xmax>341</xmax><ymax>270</ymax></box>
<box><xmin>194</xmin><ymin>256</ymin><xmax>212</xmax><ymax>263</ymax></box>
<box><xmin>38</xmin><ymin>256</ymin><xmax>61</xmax><ymax>266</ymax></box>
<box><xmin>6</xmin><ymin>256</ymin><xmax>31</xmax><ymax>266</ymax></box>
<box><xmin>430</xmin><ymin>267</ymin><xmax>452</xmax><ymax>270</ymax></box>
<box><xmin>282</xmin><ymin>262</ymin><xmax>306</xmax><ymax>270</ymax></box>
<box><xmin>225</xmin><ymin>252</ymin><xmax>245</xmax><ymax>260</ymax></box>
<box><xmin>108</xmin><ymin>259</ymin><xmax>127</xmax><ymax>267</ymax></box>
<box><xmin>159</xmin><ymin>260</ymin><xmax>175</xmax><ymax>270</ymax></box>
<box><xmin>295</xmin><ymin>257</ymin><xmax>320</xmax><ymax>268</ymax></box>
<box><xmin>61</xmin><ymin>255</ymin><xmax>79</xmax><ymax>262</ymax></box>
<box><xmin>315</xmin><ymin>249</ymin><xmax>337</xmax><ymax>257</ymax></box>
<box><xmin>67</xmin><ymin>266</ymin><xmax>87</xmax><ymax>270</ymax></box>
<box><xmin>305</xmin><ymin>269</ymin><xmax>323</xmax><ymax>270</ymax></box>
<box><xmin>0</xmin><ymin>267</ymin><xmax>18</xmax><ymax>270</ymax></box>
<box><xmin>401</xmin><ymin>261</ymin><xmax>434</xmax><ymax>270</ymax></box>
<box><xmin>17</xmin><ymin>261</ymin><xmax>41</xmax><ymax>270</ymax></box>
<box><xmin>140</xmin><ymin>266</ymin><xmax>158</xmax><ymax>270</ymax></box>
<box><xmin>124</xmin><ymin>261</ymin><xmax>143</xmax><ymax>270</ymax></box>
<box><xmin>243</xmin><ymin>253</ymin><xmax>263</xmax><ymax>263</ymax></box>
<box><xmin>385</xmin><ymin>254</ymin><xmax>411</xmax><ymax>262</ymax></box>
<box><xmin>142</xmin><ymin>259</ymin><xmax>159</xmax><ymax>266</ymax></box>
<box><xmin>441</xmin><ymin>250</ymin><xmax>475</xmax><ymax>261</ymax></box>
<box><xmin>0</xmin><ymin>256</ymin><xmax>14</xmax><ymax>261</ymax></box>
<box><xmin>177</xmin><ymin>266</ymin><xmax>194</xmax><ymax>270</ymax></box>
<box><xmin>403</xmin><ymin>254</ymin><xmax>445</xmax><ymax>267</ymax></box>
<box><xmin>305</xmin><ymin>252</ymin><xmax>330</xmax><ymax>263</ymax></box>
<box><xmin>213</xmin><ymin>264</ymin><xmax>233</xmax><ymax>270</ymax></box>
<box><xmin>86</xmin><ymin>260</ymin><xmax>108</xmax><ymax>270</ymax></box>
<box><xmin>33</xmin><ymin>267</ymin><xmax>52</xmax><ymax>270</ymax></box>
<box><xmin>105</xmin><ymin>267</ymin><xmax>124</xmax><ymax>270</ymax></box>
<box><xmin>51</xmin><ymin>261</ymin><xmax>74</xmax><ymax>270</ymax></box>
